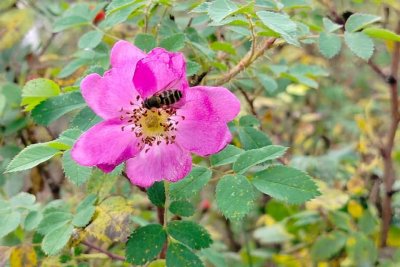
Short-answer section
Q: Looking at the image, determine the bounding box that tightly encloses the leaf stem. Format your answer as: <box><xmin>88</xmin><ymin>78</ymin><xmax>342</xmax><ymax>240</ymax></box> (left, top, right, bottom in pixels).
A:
<box><xmin>81</xmin><ymin>240</ymin><xmax>125</xmax><ymax>261</ymax></box>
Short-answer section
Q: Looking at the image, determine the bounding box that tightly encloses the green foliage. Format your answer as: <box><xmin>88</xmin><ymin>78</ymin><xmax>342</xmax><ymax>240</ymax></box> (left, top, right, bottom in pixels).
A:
<box><xmin>167</xmin><ymin>221</ymin><xmax>212</xmax><ymax>250</ymax></box>
<box><xmin>319</xmin><ymin>32</ymin><xmax>342</xmax><ymax>59</ymax></box>
<box><xmin>311</xmin><ymin>231</ymin><xmax>347</xmax><ymax>261</ymax></box>
<box><xmin>216</xmin><ymin>175</ymin><xmax>255</xmax><ymax>220</ymax></box>
<box><xmin>166</xmin><ymin>242</ymin><xmax>204</xmax><ymax>267</ymax></box>
<box><xmin>135</xmin><ymin>33</ymin><xmax>157</xmax><ymax>52</ymax></box>
<box><xmin>70</xmin><ymin>106</ymin><xmax>102</xmax><ymax>131</ymax></box>
<box><xmin>147</xmin><ymin>181</ymin><xmax>166</xmax><ymax>207</ymax></box>
<box><xmin>78</xmin><ymin>30</ymin><xmax>104</xmax><ymax>49</ymax></box>
<box><xmin>252</xmin><ymin>165</ymin><xmax>320</xmax><ymax>204</ymax></box>
<box><xmin>169</xmin><ymin>167</ymin><xmax>212</xmax><ymax>200</ymax></box>
<box><xmin>31</xmin><ymin>91</ymin><xmax>86</xmax><ymax>125</ymax></box>
<box><xmin>21</xmin><ymin>78</ymin><xmax>60</xmax><ymax>111</ymax></box>
<box><xmin>169</xmin><ymin>200</ymin><xmax>195</xmax><ymax>217</ymax></box>
<box><xmin>233</xmin><ymin>145</ymin><xmax>287</xmax><ymax>173</ymax></box>
<box><xmin>62</xmin><ymin>150</ymin><xmax>92</xmax><ymax>186</ymax></box>
<box><xmin>2</xmin><ymin>0</ymin><xmax>397</xmax><ymax>265</ymax></box>
<box><xmin>159</xmin><ymin>33</ymin><xmax>186</xmax><ymax>51</ymax></box>
<box><xmin>210</xmin><ymin>145</ymin><xmax>244</xmax><ymax>167</ymax></box>
<box><xmin>257</xmin><ymin>11</ymin><xmax>299</xmax><ymax>46</ymax></box>
<box><xmin>237</xmin><ymin>126</ymin><xmax>272</xmax><ymax>150</ymax></box>
<box><xmin>126</xmin><ymin>224</ymin><xmax>167</xmax><ymax>265</ymax></box>
<box><xmin>5</xmin><ymin>144</ymin><xmax>60</xmax><ymax>173</ymax></box>
<box><xmin>345</xmin><ymin>13</ymin><xmax>381</xmax><ymax>32</ymax></box>
<box><xmin>344</xmin><ymin>32</ymin><xmax>374</xmax><ymax>61</ymax></box>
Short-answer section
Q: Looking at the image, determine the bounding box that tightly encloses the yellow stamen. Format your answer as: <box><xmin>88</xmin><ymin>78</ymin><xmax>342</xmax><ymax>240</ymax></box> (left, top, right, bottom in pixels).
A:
<box><xmin>139</xmin><ymin>109</ymin><xmax>168</xmax><ymax>137</ymax></box>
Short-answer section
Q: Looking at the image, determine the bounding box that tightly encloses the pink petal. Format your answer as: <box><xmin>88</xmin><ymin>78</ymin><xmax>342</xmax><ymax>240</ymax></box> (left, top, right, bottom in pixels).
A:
<box><xmin>175</xmin><ymin>86</ymin><xmax>240</xmax><ymax>156</ymax></box>
<box><xmin>183</xmin><ymin>86</ymin><xmax>241</xmax><ymax>121</ymax></box>
<box><xmin>110</xmin><ymin>40</ymin><xmax>146</xmax><ymax>70</ymax></box>
<box><xmin>176</xmin><ymin>120</ymin><xmax>232</xmax><ymax>156</ymax></box>
<box><xmin>133</xmin><ymin>48</ymin><xmax>188</xmax><ymax>100</ymax></box>
<box><xmin>81</xmin><ymin>68</ymin><xmax>139</xmax><ymax>120</ymax></box>
<box><xmin>125</xmin><ymin>143</ymin><xmax>192</xmax><ymax>188</ymax></box>
<box><xmin>71</xmin><ymin>119</ymin><xmax>140</xmax><ymax>171</ymax></box>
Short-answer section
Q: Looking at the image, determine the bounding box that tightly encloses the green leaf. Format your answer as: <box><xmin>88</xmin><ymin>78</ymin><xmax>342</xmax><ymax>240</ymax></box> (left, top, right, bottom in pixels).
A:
<box><xmin>41</xmin><ymin>223</ymin><xmax>73</xmax><ymax>255</ymax></box>
<box><xmin>322</xmin><ymin>17</ymin><xmax>342</xmax><ymax>33</ymax></box>
<box><xmin>252</xmin><ymin>165</ymin><xmax>320</xmax><ymax>204</ymax></box>
<box><xmin>70</xmin><ymin>106</ymin><xmax>101</xmax><ymax>131</ymax></box>
<box><xmin>53</xmin><ymin>16</ymin><xmax>89</xmax><ymax>32</ymax></box>
<box><xmin>210</xmin><ymin>41</ymin><xmax>236</xmax><ymax>55</ymax></box>
<box><xmin>159</xmin><ymin>33</ymin><xmax>185</xmax><ymax>51</ymax></box>
<box><xmin>358</xmin><ymin>210</ymin><xmax>378</xmax><ymax>235</ymax></box>
<box><xmin>62</xmin><ymin>150</ymin><xmax>92</xmax><ymax>186</ymax></box>
<box><xmin>237</xmin><ymin>126</ymin><xmax>272</xmax><ymax>150</ymax></box>
<box><xmin>56</xmin><ymin>128</ymin><xmax>83</xmax><ymax>147</ymax></box>
<box><xmin>208</xmin><ymin>0</ymin><xmax>238</xmax><ymax>23</ymax></box>
<box><xmin>135</xmin><ymin>33</ymin><xmax>156</xmax><ymax>52</ymax></box>
<box><xmin>344</xmin><ymin>32</ymin><xmax>374</xmax><ymax>61</ymax></box>
<box><xmin>10</xmin><ymin>192</ymin><xmax>36</xmax><ymax>208</ymax></box>
<box><xmin>257</xmin><ymin>73</ymin><xmax>278</xmax><ymax>93</ymax></box>
<box><xmin>147</xmin><ymin>181</ymin><xmax>166</xmax><ymax>207</ymax></box>
<box><xmin>319</xmin><ymin>32</ymin><xmax>342</xmax><ymax>59</ymax></box>
<box><xmin>186</xmin><ymin>61</ymin><xmax>201</xmax><ymax>76</ymax></box>
<box><xmin>233</xmin><ymin>145</ymin><xmax>288</xmax><ymax>174</ymax></box>
<box><xmin>57</xmin><ymin>58</ymin><xmax>89</xmax><ymax>78</ymax></box>
<box><xmin>167</xmin><ymin>221</ymin><xmax>212</xmax><ymax>250</ymax></box>
<box><xmin>329</xmin><ymin>211</ymin><xmax>352</xmax><ymax>232</ymax></box>
<box><xmin>169</xmin><ymin>167</ymin><xmax>212</xmax><ymax>200</ymax></box>
<box><xmin>72</xmin><ymin>205</ymin><xmax>95</xmax><ymax>227</ymax></box>
<box><xmin>169</xmin><ymin>200</ymin><xmax>195</xmax><ymax>217</ymax></box>
<box><xmin>21</xmin><ymin>78</ymin><xmax>60</xmax><ymax>111</ymax></box>
<box><xmin>24</xmin><ymin>211</ymin><xmax>43</xmax><ymax>231</ymax></box>
<box><xmin>126</xmin><ymin>224</ymin><xmax>167</xmax><ymax>265</ymax></box>
<box><xmin>6</xmin><ymin>144</ymin><xmax>60</xmax><ymax>173</ymax></box>
<box><xmin>256</xmin><ymin>11</ymin><xmax>299</xmax><ymax>46</ymax></box>
<box><xmin>37</xmin><ymin>211</ymin><xmax>73</xmax><ymax>235</ymax></box>
<box><xmin>166</xmin><ymin>242</ymin><xmax>204</xmax><ymax>267</ymax></box>
<box><xmin>363</xmin><ymin>27</ymin><xmax>400</xmax><ymax>42</ymax></box>
<box><xmin>216</xmin><ymin>175</ymin><xmax>255</xmax><ymax>220</ymax></box>
<box><xmin>311</xmin><ymin>231</ymin><xmax>347</xmax><ymax>261</ymax></box>
<box><xmin>210</xmin><ymin>145</ymin><xmax>244</xmax><ymax>167</ymax></box>
<box><xmin>345</xmin><ymin>13</ymin><xmax>380</xmax><ymax>32</ymax></box>
<box><xmin>78</xmin><ymin>30</ymin><xmax>103</xmax><ymax>49</ymax></box>
<box><xmin>31</xmin><ymin>91</ymin><xmax>86</xmax><ymax>125</ymax></box>
<box><xmin>0</xmin><ymin>211</ymin><xmax>21</xmax><ymax>238</ymax></box>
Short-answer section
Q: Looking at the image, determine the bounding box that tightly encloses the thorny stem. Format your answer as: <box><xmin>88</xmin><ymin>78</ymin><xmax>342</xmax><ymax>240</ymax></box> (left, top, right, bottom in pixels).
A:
<box><xmin>82</xmin><ymin>240</ymin><xmax>125</xmax><ymax>261</ymax></box>
<box><xmin>213</xmin><ymin>37</ymin><xmax>277</xmax><ymax>86</ymax></box>
<box><xmin>380</xmin><ymin>20</ymin><xmax>400</xmax><ymax>247</ymax></box>
<box><xmin>367</xmin><ymin>21</ymin><xmax>400</xmax><ymax>247</ymax></box>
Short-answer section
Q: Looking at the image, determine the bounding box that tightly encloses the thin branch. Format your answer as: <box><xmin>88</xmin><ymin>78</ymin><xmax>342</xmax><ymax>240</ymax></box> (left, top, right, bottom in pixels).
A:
<box><xmin>82</xmin><ymin>240</ymin><xmax>125</xmax><ymax>261</ymax></box>
<box><xmin>213</xmin><ymin>38</ymin><xmax>276</xmax><ymax>86</ymax></box>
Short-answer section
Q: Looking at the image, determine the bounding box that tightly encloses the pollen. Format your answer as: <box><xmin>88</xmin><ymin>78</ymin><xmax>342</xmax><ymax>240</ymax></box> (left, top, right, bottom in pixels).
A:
<box><xmin>139</xmin><ymin>109</ymin><xmax>168</xmax><ymax>136</ymax></box>
<box><xmin>118</xmin><ymin>100</ymin><xmax>184</xmax><ymax>150</ymax></box>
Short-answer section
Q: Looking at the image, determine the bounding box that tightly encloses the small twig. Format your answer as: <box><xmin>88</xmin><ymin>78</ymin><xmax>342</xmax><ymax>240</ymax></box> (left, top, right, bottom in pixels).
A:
<box><xmin>213</xmin><ymin>38</ymin><xmax>276</xmax><ymax>86</ymax></box>
<box><xmin>82</xmin><ymin>240</ymin><xmax>125</xmax><ymax>261</ymax></box>
<box><xmin>237</xmin><ymin>86</ymin><xmax>257</xmax><ymax>117</ymax></box>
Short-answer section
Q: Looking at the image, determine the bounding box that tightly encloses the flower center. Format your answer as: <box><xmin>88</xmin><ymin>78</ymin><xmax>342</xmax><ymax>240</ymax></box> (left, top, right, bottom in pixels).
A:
<box><xmin>118</xmin><ymin>96</ymin><xmax>185</xmax><ymax>152</ymax></box>
<box><xmin>139</xmin><ymin>110</ymin><xmax>168</xmax><ymax>136</ymax></box>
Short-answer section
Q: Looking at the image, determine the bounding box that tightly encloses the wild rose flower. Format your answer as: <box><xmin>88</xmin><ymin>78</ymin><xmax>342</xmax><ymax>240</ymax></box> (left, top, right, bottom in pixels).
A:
<box><xmin>71</xmin><ymin>41</ymin><xmax>240</xmax><ymax>187</ymax></box>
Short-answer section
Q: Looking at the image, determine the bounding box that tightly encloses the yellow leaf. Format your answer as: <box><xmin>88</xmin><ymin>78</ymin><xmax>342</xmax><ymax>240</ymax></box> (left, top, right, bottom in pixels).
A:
<box><xmin>148</xmin><ymin>259</ymin><xmax>166</xmax><ymax>267</ymax></box>
<box><xmin>286</xmin><ymin>84</ymin><xmax>310</xmax><ymax>96</ymax></box>
<box><xmin>10</xmin><ymin>245</ymin><xmax>37</xmax><ymax>267</ymax></box>
<box><xmin>347</xmin><ymin>177</ymin><xmax>366</xmax><ymax>195</ymax></box>
<box><xmin>306</xmin><ymin>181</ymin><xmax>349</xmax><ymax>211</ymax></box>
<box><xmin>85</xmin><ymin>196</ymin><xmax>134</xmax><ymax>243</ymax></box>
<box><xmin>387</xmin><ymin>227</ymin><xmax>400</xmax><ymax>247</ymax></box>
<box><xmin>347</xmin><ymin>200</ymin><xmax>363</xmax><ymax>219</ymax></box>
<box><xmin>0</xmin><ymin>246</ymin><xmax>13</xmax><ymax>266</ymax></box>
<box><xmin>0</xmin><ymin>9</ymin><xmax>34</xmax><ymax>51</ymax></box>
<box><xmin>256</xmin><ymin>214</ymin><xmax>276</xmax><ymax>226</ymax></box>
<box><xmin>273</xmin><ymin>254</ymin><xmax>302</xmax><ymax>267</ymax></box>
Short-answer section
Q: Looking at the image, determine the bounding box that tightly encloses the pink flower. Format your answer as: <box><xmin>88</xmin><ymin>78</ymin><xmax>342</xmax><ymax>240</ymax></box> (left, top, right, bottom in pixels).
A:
<box><xmin>71</xmin><ymin>41</ymin><xmax>240</xmax><ymax>187</ymax></box>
